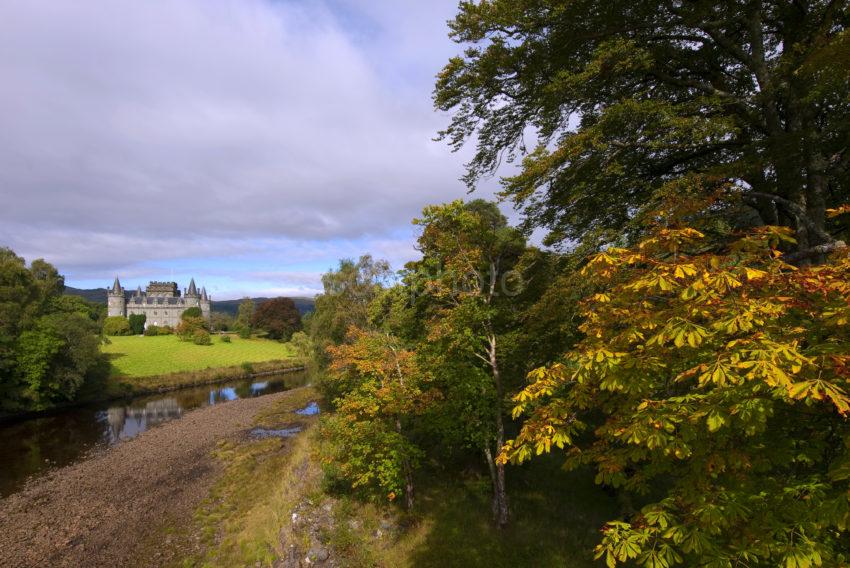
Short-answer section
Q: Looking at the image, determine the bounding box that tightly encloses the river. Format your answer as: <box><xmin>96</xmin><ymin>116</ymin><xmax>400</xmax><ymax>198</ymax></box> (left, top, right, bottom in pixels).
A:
<box><xmin>0</xmin><ymin>370</ymin><xmax>308</xmax><ymax>497</ymax></box>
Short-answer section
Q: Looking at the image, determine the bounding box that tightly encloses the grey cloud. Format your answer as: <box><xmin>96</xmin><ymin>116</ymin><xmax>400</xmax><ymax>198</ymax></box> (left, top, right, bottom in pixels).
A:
<box><xmin>0</xmin><ymin>0</ymin><xmax>471</xmax><ymax>240</ymax></box>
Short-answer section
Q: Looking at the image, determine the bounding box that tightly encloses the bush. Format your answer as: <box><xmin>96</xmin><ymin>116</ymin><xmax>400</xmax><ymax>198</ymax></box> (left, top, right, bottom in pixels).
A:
<box><xmin>220</xmin><ymin>335</ymin><xmax>231</xmax><ymax>343</ymax></box>
<box><xmin>103</xmin><ymin>316</ymin><xmax>131</xmax><ymax>336</ymax></box>
<box><xmin>192</xmin><ymin>329</ymin><xmax>212</xmax><ymax>346</ymax></box>
<box><xmin>177</xmin><ymin>315</ymin><xmax>208</xmax><ymax>341</ymax></box>
<box><xmin>143</xmin><ymin>325</ymin><xmax>174</xmax><ymax>336</ymax></box>
<box><xmin>127</xmin><ymin>313</ymin><xmax>146</xmax><ymax>335</ymax></box>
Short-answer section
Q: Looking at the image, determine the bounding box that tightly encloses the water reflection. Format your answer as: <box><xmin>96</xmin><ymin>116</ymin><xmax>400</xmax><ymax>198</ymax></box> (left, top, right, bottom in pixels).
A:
<box><xmin>0</xmin><ymin>371</ymin><xmax>307</xmax><ymax>497</ymax></box>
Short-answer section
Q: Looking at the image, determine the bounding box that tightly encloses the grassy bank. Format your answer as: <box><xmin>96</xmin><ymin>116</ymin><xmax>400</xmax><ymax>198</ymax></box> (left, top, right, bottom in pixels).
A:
<box><xmin>103</xmin><ymin>335</ymin><xmax>296</xmax><ymax>377</ymax></box>
<box><xmin>164</xmin><ymin>386</ymin><xmax>322</xmax><ymax>567</ymax></box>
<box><xmin>164</xmin><ymin>389</ymin><xmax>619</xmax><ymax>568</ymax></box>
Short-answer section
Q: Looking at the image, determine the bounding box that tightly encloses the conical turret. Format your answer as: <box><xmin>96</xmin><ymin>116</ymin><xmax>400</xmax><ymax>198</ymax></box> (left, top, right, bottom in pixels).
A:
<box><xmin>201</xmin><ymin>287</ymin><xmax>208</xmax><ymax>301</ymax></box>
<box><xmin>187</xmin><ymin>278</ymin><xmax>198</xmax><ymax>297</ymax></box>
<box><xmin>109</xmin><ymin>277</ymin><xmax>122</xmax><ymax>295</ymax></box>
<box><xmin>134</xmin><ymin>285</ymin><xmax>142</xmax><ymax>298</ymax></box>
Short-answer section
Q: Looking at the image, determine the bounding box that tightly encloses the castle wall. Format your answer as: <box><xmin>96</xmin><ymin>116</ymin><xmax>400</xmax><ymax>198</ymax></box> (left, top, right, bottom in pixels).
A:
<box><xmin>108</xmin><ymin>279</ymin><xmax>210</xmax><ymax>330</ymax></box>
<box><xmin>124</xmin><ymin>297</ymin><xmax>211</xmax><ymax>328</ymax></box>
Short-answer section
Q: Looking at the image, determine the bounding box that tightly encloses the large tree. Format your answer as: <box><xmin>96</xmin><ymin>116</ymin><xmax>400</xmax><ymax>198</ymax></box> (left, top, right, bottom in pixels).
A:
<box><xmin>436</xmin><ymin>1</ymin><xmax>850</xmax><ymax>259</ymax></box>
<box><xmin>252</xmin><ymin>297</ymin><xmax>302</xmax><ymax>341</ymax></box>
<box><xmin>411</xmin><ymin>199</ymin><xmax>530</xmax><ymax>527</ymax></box>
<box><xmin>0</xmin><ymin>248</ymin><xmax>105</xmax><ymax>411</ymax></box>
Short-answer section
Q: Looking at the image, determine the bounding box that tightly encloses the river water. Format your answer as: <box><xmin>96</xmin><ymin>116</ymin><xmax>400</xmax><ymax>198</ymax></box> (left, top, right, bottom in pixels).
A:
<box><xmin>0</xmin><ymin>370</ymin><xmax>308</xmax><ymax>497</ymax></box>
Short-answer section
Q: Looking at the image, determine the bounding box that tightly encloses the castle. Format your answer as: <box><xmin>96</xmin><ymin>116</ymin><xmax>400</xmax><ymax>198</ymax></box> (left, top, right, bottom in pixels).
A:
<box><xmin>107</xmin><ymin>277</ymin><xmax>211</xmax><ymax>328</ymax></box>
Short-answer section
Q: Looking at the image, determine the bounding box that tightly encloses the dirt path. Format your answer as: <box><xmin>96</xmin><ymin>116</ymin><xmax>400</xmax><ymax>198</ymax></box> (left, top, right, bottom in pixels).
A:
<box><xmin>0</xmin><ymin>390</ymin><xmax>293</xmax><ymax>568</ymax></box>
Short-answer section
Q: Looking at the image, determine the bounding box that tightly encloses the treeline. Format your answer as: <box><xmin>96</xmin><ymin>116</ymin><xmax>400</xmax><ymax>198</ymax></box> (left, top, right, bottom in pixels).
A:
<box><xmin>305</xmin><ymin>1</ymin><xmax>850</xmax><ymax>566</ymax></box>
<box><xmin>0</xmin><ymin>249</ymin><xmax>107</xmax><ymax>412</ymax></box>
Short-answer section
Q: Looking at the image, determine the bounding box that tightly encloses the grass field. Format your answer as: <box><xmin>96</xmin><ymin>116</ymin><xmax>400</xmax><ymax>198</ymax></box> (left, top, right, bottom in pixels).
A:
<box><xmin>102</xmin><ymin>334</ymin><xmax>297</xmax><ymax>378</ymax></box>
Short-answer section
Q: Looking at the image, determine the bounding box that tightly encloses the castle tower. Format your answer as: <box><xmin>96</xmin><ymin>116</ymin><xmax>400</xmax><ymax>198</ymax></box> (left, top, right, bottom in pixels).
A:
<box><xmin>184</xmin><ymin>277</ymin><xmax>201</xmax><ymax>311</ymax></box>
<box><xmin>107</xmin><ymin>277</ymin><xmax>126</xmax><ymax>317</ymax></box>
<box><xmin>200</xmin><ymin>287</ymin><xmax>211</xmax><ymax>321</ymax></box>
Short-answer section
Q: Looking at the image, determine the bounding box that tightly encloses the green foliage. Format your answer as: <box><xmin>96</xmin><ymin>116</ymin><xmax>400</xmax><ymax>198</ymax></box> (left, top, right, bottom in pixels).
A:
<box><xmin>127</xmin><ymin>313</ymin><xmax>146</xmax><ymax>335</ymax></box>
<box><xmin>435</xmin><ymin>1</ymin><xmax>850</xmax><ymax>254</ymax></box>
<box><xmin>176</xmin><ymin>315</ymin><xmax>208</xmax><ymax>342</ymax></box>
<box><xmin>192</xmin><ymin>329</ymin><xmax>212</xmax><ymax>346</ymax></box>
<box><xmin>251</xmin><ymin>297</ymin><xmax>302</xmax><ymax>341</ymax></box>
<box><xmin>288</xmin><ymin>331</ymin><xmax>313</xmax><ymax>361</ymax></box>
<box><xmin>505</xmin><ymin>223</ymin><xmax>850</xmax><ymax>566</ymax></box>
<box><xmin>220</xmin><ymin>334</ymin><xmax>231</xmax><ymax>343</ymax></box>
<box><xmin>181</xmin><ymin>306</ymin><xmax>202</xmax><ymax>320</ymax></box>
<box><xmin>103</xmin><ymin>316</ymin><xmax>132</xmax><ymax>336</ymax></box>
<box><xmin>308</xmin><ymin>255</ymin><xmax>391</xmax><ymax>367</ymax></box>
<box><xmin>210</xmin><ymin>311</ymin><xmax>234</xmax><ymax>332</ymax></box>
<box><xmin>234</xmin><ymin>298</ymin><xmax>254</xmax><ymax>338</ymax></box>
<box><xmin>0</xmin><ymin>248</ymin><xmax>105</xmax><ymax>411</ymax></box>
<box><xmin>319</xmin><ymin>327</ymin><xmax>432</xmax><ymax>509</ymax></box>
<box><xmin>143</xmin><ymin>324</ymin><xmax>173</xmax><ymax>336</ymax></box>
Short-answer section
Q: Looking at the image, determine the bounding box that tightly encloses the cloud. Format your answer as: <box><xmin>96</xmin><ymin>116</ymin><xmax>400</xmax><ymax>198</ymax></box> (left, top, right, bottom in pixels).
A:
<box><xmin>0</xmin><ymin>0</ymin><xmax>492</xmax><ymax>293</ymax></box>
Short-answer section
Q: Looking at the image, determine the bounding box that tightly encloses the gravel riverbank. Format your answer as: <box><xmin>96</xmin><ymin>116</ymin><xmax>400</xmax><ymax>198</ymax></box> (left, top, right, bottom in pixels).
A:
<box><xmin>0</xmin><ymin>389</ymin><xmax>295</xmax><ymax>567</ymax></box>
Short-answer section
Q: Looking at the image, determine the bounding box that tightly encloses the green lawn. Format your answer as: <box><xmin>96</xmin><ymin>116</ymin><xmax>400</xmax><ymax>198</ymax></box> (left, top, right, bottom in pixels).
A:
<box><xmin>102</xmin><ymin>334</ymin><xmax>296</xmax><ymax>377</ymax></box>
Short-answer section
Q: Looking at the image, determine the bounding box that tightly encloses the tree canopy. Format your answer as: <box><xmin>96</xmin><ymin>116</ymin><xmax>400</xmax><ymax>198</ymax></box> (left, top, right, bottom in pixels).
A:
<box><xmin>0</xmin><ymin>248</ymin><xmax>106</xmax><ymax>411</ymax></box>
<box><xmin>436</xmin><ymin>0</ymin><xmax>850</xmax><ymax>257</ymax></box>
<box><xmin>252</xmin><ymin>297</ymin><xmax>302</xmax><ymax>341</ymax></box>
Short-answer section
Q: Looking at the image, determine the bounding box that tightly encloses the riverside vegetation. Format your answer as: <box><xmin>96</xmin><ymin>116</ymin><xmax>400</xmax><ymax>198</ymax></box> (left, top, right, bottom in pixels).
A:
<box><xmin>245</xmin><ymin>3</ymin><xmax>848</xmax><ymax>567</ymax></box>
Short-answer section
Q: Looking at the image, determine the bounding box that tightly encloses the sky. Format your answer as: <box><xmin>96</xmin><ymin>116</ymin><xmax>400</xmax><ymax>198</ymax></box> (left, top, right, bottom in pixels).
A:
<box><xmin>0</xmin><ymin>0</ymin><xmax>504</xmax><ymax>299</ymax></box>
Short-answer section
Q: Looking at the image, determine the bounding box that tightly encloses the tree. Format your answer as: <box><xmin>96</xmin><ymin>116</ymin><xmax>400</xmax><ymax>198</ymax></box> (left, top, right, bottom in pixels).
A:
<box><xmin>103</xmin><ymin>316</ymin><xmax>132</xmax><ymax>336</ymax></box>
<box><xmin>181</xmin><ymin>306</ymin><xmax>202</xmax><ymax>320</ymax></box>
<box><xmin>309</xmin><ymin>255</ymin><xmax>392</xmax><ymax>365</ymax></box>
<box><xmin>320</xmin><ymin>327</ymin><xmax>433</xmax><ymax>509</ymax></box>
<box><xmin>410</xmin><ymin>199</ymin><xmax>530</xmax><ymax>527</ymax></box>
<box><xmin>503</xmin><ymin>219</ymin><xmax>850</xmax><ymax>565</ymax></box>
<box><xmin>0</xmin><ymin>249</ymin><xmax>105</xmax><ymax>411</ymax></box>
<box><xmin>176</xmin><ymin>316</ymin><xmax>208</xmax><ymax>342</ymax></box>
<box><xmin>210</xmin><ymin>312</ymin><xmax>234</xmax><ymax>332</ymax></box>
<box><xmin>128</xmin><ymin>313</ymin><xmax>146</xmax><ymax>335</ymax></box>
<box><xmin>234</xmin><ymin>298</ymin><xmax>255</xmax><ymax>339</ymax></box>
<box><xmin>252</xmin><ymin>297</ymin><xmax>302</xmax><ymax>341</ymax></box>
<box><xmin>435</xmin><ymin>1</ymin><xmax>850</xmax><ymax>258</ymax></box>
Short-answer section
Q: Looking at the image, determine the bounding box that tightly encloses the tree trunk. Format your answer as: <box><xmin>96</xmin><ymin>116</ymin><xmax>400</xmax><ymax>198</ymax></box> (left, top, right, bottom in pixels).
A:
<box><xmin>483</xmin><ymin>446</ymin><xmax>509</xmax><ymax>527</ymax></box>
<box><xmin>486</xmin><ymin>334</ymin><xmax>509</xmax><ymax>527</ymax></box>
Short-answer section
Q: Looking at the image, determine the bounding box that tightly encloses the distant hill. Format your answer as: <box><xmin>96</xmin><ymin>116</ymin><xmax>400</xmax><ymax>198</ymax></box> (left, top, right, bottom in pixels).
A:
<box><xmin>64</xmin><ymin>287</ymin><xmax>316</xmax><ymax>316</ymax></box>
<box><xmin>65</xmin><ymin>286</ymin><xmax>109</xmax><ymax>304</ymax></box>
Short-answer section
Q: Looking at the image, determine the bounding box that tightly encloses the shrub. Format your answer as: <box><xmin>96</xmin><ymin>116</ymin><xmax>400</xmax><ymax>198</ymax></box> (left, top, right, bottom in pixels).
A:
<box><xmin>143</xmin><ymin>325</ymin><xmax>160</xmax><ymax>336</ymax></box>
<box><xmin>241</xmin><ymin>362</ymin><xmax>254</xmax><ymax>375</ymax></box>
<box><xmin>103</xmin><ymin>316</ymin><xmax>131</xmax><ymax>336</ymax></box>
<box><xmin>127</xmin><ymin>313</ymin><xmax>146</xmax><ymax>335</ymax></box>
<box><xmin>158</xmin><ymin>325</ymin><xmax>174</xmax><ymax>335</ymax></box>
<box><xmin>220</xmin><ymin>335</ymin><xmax>231</xmax><ymax>343</ymax></box>
<box><xmin>177</xmin><ymin>315</ymin><xmax>208</xmax><ymax>341</ymax></box>
<box><xmin>192</xmin><ymin>329</ymin><xmax>212</xmax><ymax>346</ymax></box>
